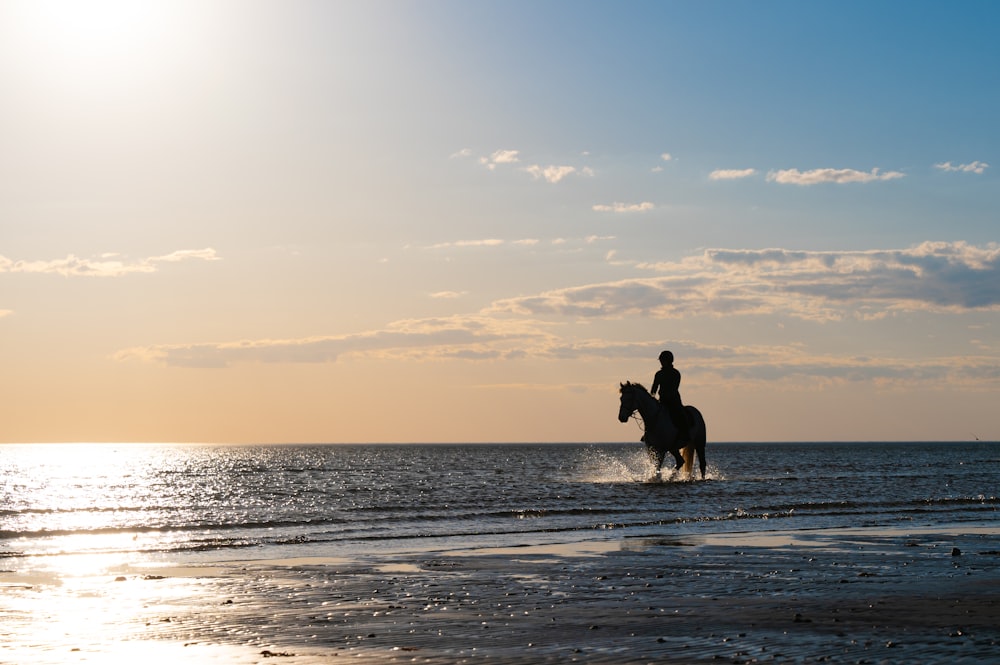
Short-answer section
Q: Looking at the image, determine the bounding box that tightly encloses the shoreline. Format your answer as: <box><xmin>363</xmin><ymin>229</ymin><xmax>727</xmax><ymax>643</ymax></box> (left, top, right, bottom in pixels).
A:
<box><xmin>4</xmin><ymin>522</ymin><xmax>1000</xmax><ymax>663</ymax></box>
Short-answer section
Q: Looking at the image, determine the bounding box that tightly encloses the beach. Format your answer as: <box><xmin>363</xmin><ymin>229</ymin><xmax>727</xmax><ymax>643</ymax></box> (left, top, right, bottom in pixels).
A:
<box><xmin>4</xmin><ymin>522</ymin><xmax>999</xmax><ymax>664</ymax></box>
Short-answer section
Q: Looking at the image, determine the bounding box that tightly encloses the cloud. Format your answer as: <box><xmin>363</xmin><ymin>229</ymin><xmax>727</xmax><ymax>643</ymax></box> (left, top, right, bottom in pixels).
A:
<box><xmin>935</xmin><ymin>160</ymin><xmax>989</xmax><ymax>174</ymax></box>
<box><xmin>592</xmin><ymin>202</ymin><xmax>655</xmax><ymax>213</ymax></box>
<box><xmin>766</xmin><ymin>167</ymin><xmax>905</xmax><ymax>185</ymax></box>
<box><xmin>427</xmin><ymin>238</ymin><xmax>505</xmax><ymax>249</ymax></box>
<box><xmin>114</xmin><ymin>312</ymin><xmax>1000</xmax><ymax>389</ymax></box>
<box><xmin>523</xmin><ymin>164</ymin><xmax>578</xmax><ymax>183</ymax></box>
<box><xmin>479</xmin><ymin>149</ymin><xmax>520</xmax><ymax>170</ymax></box>
<box><xmin>115</xmin><ymin>315</ymin><xmax>556</xmax><ymax>368</ymax></box>
<box><xmin>150</xmin><ymin>248</ymin><xmax>220</xmax><ymax>263</ymax></box>
<box><xmin>450</xmin><ymin>147</ymin><xmax>473</xmax><ymax>159</ymax></box>
<box><xmin>489</xmin><ymin>242</ymin><xmax>1000</xmax><ymax>321</ymax></box>
<box><xmin>692</xmin><ymin>348</ymin><xmax>1000</xmax><ymax>389</ymax></box>
<box><xmin>424</xmin><ymin>235</ymin><xmax>610</xmax><ymax>251</ymax></box>
<box><xmin>429</xmin><ymin>291</ymin><xmax>466</xmax><ymax>299</ymax></box>
<box><xmin>530</xmin><ymin>338</ymin><xmax>1000</xmax><ymax>389</ymax></box>
<box><xmin>0</xmin><ymin>309</ymin><xmax>12</xmax><ymax>319</ymax></box>
<box><xmin>660</xmin><ymin>153</ymin><xmax>673</xmax><ymax>161</ymax></box>
<box><xmin>110</xmin><ymin>241</ymin><xmax>1000</xmax><ymax>390</ymax></box>
<box><xmin>709</xmin><ymin>168</ymin><xmax>756</xmax><ymax>180</ymax></box>
<box><xmin>474</xmin><ymin>148</ymin><xmax>593</xmax><ymax>183</ymax></box>
<box><xmin>0</xmin><ymin>248</ymin><xmax>219</xmax><ymax>277</ymax></box>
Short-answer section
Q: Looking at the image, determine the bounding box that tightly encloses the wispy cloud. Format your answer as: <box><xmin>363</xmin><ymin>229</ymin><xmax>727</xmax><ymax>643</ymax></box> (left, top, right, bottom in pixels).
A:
<box><xmin>0</xmin><ymin>309</ymin><xmax>12</xmax><ymax>319</ymax></box>
<box><xmin>490</xmin><ymin>242</ymin><xmax>1000</xmax><ymax>321</ymax></box>
<box><xmin>427</xmin><ymin>238</ymin><xmax>505</xmax><ymax>249</ymax></box>
<box><xmin>537</xmin><ymin>338</ymin><xmax>1000</xmax><ymax>389</ymax></box>
<box><xmin>472</xmin><ymin>148</ymin><xmax>593</xmax><ymax>183</ymax></box>
<box><xmin>479</xmin><ymin>149</ymin><xmax>520</xmax><ymax>170</ymax></box>
<box><xmin>767</xmin><ymin>167</ymin><xmax>905</xmax><ymax>185</ymax></box>
<box><xmin>691</xmin><ymin>347</ymin><xmax>1000</xmax><ymax>389</ymax></box>
<box><xmin>709</xmin><ymin>168</ymin><xmax>756</xmax><ymax>180</ymax></box>
<box><xmin>935</xmin><ymin>160</ymin><xmax>989</xmax><ymax>174</ymax></box>
<box><xmin>523</xmin><ymin>164</ymin><xmax>584</xmax><ymax>183</ymax></box>
<box><xmin>111</xmin><ymin>241</ymin><xmax>1000</xmax><ymax>390</ymax></box>
<box><xmin>0</xmin><ymin>249</ymin><xmax>219</xmax><ymax>277</ymax></box>
<box><xmin>424</xmin><ymin>236</ymin><xmax>611</xmax><ymax>251</ymax></box>
<box><xmin>592</xmin><ymin>201</ymin><xmax>655</xmax><ymax>213</ymax></box>
<box><xmin>115</xmin><ymin>315</ymin><xmax>555</xmax><ymax>369</ymax></box>
<box><xmin>150</xmin><ymin>249</ymin><xmax>220</xmax><ymax>263</ymax></box>
<box><xmin>651</xmin><ymin>153</ymin><xmax>673</xmax><ymax>173</ymax></box>
<box><xmin>114</xmin><ymin>310</ymin><xmax>1000</xmax><ymax>389</ymax></box>
<box><xmin>429</xmin><ymin>290</ymin><xmax>467</xmax><ymax>299</ymax></box>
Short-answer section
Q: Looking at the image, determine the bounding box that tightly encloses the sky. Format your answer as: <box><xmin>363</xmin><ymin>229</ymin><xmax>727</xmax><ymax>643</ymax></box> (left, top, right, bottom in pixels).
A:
<box><xmin>1</xmin><ymin>0</ymin><xmax>998</xmax><ymax>444</ymax></box>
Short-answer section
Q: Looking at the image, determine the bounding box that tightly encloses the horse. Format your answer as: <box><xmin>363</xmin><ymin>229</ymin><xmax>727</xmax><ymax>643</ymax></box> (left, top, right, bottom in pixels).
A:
<box><xmin>618</xmin><ymin>381</ymin><xmax>707</xmax><ymax>479</ymax></box>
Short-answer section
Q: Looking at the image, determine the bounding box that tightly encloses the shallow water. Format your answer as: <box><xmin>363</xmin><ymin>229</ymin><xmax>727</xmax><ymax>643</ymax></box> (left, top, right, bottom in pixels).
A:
<box><xmin>2</xmin><ymin>441</ymin><xmax>997</xmax><ymax>564</ymax></box>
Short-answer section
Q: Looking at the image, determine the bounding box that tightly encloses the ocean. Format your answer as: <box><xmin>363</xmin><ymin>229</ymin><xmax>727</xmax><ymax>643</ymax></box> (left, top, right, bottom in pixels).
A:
<box><xmin>3</xmin><ymin>441</ymin><xmax>997</xmax><ymax>564</ymax></box>
<box><xmin>2</xmin><ymin>441</ymin><xmax>999</xmax><ymax>664</ymax></box>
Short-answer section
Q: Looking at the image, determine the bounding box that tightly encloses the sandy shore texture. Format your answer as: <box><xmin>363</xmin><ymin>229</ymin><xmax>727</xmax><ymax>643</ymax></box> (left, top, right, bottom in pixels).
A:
<box><xmin>3</xmin><ymin>525</ymin><xmax>999</xmax><ymax>664</ymax></box>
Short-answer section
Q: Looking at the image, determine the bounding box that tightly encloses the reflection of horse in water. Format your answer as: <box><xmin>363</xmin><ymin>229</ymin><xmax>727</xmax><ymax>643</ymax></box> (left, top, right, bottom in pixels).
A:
<box><xmin>618</xmin><ymin>381</ymin><xmax>707</xmax><ymax>479</ymax></box>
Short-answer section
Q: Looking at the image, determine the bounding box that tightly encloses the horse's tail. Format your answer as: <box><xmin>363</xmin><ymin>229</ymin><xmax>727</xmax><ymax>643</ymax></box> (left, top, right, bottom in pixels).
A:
<box><xmin>680</xmin><ymin>443</ymin><xmax>694</xmax><ymax>476</ymax></box>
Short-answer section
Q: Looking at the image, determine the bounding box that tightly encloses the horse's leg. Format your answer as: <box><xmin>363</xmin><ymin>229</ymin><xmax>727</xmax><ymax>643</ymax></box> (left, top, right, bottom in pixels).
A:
<box><xmin>686</xmin><ymin>406</ymin><xmax>707</xmax><ymax>479</ymax></box>
<box><xmin>698</xmin><ymin>413</ymin><xmax>707</xmax><ymax>479</ymax></box>
<box><xmin>670</xmin><ymin>447</ymin><xmax>685</xmax><ymax>470</ymax></box>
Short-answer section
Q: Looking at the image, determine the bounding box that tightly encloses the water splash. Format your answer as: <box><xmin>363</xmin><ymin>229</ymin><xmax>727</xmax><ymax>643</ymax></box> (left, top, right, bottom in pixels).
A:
<box><xmin>571</xmin><ymin>446</ymin><xmax>646</xmax><ymax>482</ymax></box>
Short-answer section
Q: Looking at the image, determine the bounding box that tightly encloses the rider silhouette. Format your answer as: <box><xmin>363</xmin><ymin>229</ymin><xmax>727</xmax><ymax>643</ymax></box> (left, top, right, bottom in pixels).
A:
<box><xmin>650</xmin><ymin>350</ymin><xmax>691</xmax><ymax>445</ymax></box>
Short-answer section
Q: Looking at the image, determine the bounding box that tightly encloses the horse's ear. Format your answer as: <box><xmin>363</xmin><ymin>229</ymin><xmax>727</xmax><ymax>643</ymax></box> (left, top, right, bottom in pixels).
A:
<box><xmin>620</xmin><ymin>382</ymin><xmax>624</xmax><ymax>388</ymax></box>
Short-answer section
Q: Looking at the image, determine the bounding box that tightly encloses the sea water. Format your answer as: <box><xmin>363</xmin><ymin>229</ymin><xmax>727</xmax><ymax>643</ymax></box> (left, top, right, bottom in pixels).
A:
<box><xmin>2</xmin><ymin>441</ymin><xmax>997</xmax><ymax>568</ymax></box>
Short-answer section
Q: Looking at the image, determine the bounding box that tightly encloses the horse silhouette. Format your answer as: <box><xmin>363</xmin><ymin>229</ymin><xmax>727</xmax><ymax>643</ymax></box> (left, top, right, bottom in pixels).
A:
<box><xmin>618</xmin><ymin>381</ymin><xmax>707</xmax><ymax>479</ymax></box>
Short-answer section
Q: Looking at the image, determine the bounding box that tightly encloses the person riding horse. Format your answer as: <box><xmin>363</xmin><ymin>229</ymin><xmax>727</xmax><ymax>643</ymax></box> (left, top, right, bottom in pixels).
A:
<box><xmin>650</xmin><ymin>350</ymin><xmax>691</xmax><ymax>446</ymax></box>
<box><xmin>619</xmin><ymin>380</ymin><xmax>708</xmax><ymax>479</ymax></box>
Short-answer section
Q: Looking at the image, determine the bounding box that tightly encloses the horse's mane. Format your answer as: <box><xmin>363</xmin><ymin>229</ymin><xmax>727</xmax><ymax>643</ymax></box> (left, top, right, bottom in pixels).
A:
<box><xmin>620</xmin><ymin>381</ymin><xmax>649</xmax><ymax>394</ymax></box>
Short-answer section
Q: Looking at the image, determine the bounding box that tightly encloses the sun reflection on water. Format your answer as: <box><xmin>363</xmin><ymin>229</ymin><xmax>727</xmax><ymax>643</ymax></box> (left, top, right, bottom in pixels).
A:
<box><xmin>0</xmin><ymin>539</ymin><xmax>261</xmax><ymax>664</ymax></box>
<box><xmin>0</xmin><ymin>444</ymin><xmax>227</xmax><ymax>662</ymax></box>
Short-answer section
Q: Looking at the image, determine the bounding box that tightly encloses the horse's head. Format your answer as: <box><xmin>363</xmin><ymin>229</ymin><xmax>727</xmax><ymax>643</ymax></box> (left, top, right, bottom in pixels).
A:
<box><xmin>618</xmin><ymin>381</ymin><xmax>637</xmax><ymax>423</ymax></box>
<box><xmin>619</xmin><ymin>381</ymin><xmax>653</xmax><ymax>423</ymax></box>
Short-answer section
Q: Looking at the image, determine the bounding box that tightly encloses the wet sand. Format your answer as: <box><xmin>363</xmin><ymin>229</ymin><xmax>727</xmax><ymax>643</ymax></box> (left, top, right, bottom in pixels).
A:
<box><xmin>3</xmin><ymin>524</ymin><xmax>999</xmax><ymax>664</ymax></box>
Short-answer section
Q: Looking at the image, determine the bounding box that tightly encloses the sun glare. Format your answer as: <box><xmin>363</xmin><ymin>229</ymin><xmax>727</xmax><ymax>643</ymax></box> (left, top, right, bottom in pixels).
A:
<box><xmin>9</xmin><ymin>0</ymin><xmax>176</xmax><ymax>88</ymax></box>
<box><xmin>11</xmin><ymin>444</ymin><xmax>153</xmax><ymax>559</ymax></box>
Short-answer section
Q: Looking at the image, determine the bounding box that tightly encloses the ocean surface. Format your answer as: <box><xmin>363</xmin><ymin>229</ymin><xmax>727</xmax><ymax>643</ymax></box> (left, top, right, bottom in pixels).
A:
<box><xmin>3</xmin><ymin>441</ymin><xmax>998</xmax><ymax>567</ymax></box>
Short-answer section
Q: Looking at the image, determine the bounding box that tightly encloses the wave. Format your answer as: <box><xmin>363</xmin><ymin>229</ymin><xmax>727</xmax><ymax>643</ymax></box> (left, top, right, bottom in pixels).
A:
<box><xmin>2</xmin><ymin>494</ymin><xmax>994</xmax><ymax>543</ymax></box>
